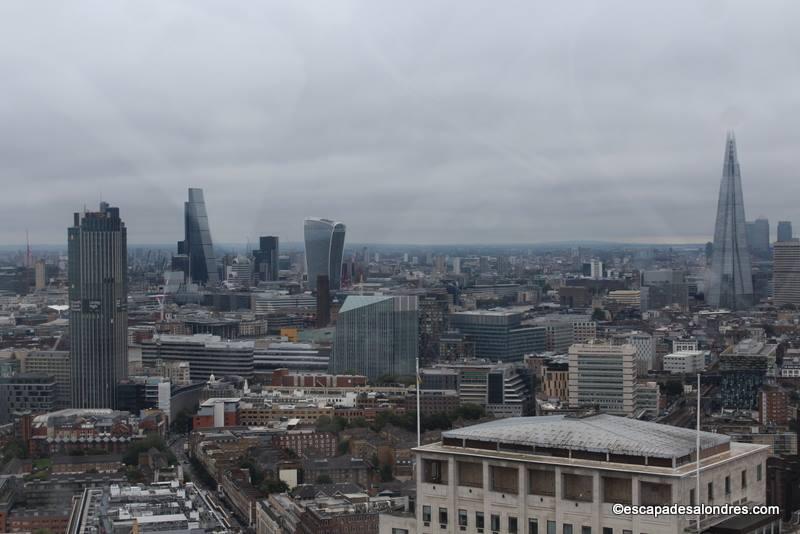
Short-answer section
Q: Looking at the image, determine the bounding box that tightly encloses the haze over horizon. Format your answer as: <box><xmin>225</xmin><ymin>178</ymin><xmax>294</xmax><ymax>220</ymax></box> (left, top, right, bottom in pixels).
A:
<box><xmin>2</xmin><ymin>1</ymin><xmax>799</xmax><ymax>246</ymax></box>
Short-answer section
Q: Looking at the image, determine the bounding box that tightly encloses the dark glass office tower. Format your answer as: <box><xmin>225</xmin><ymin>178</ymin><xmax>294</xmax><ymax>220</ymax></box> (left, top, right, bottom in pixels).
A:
<box><xmin>68</xmin><ymin>202</ymin><xmax>128</xmax><ymax>408</ymax></box>
<box><xmin>708</xmin><ymin>133</ymin><xmax>754</xmax><ymax>309</ymax></box>
<box><xmin>180</xmin><ymin>188</ymin><xmax>218</xmax><ymax>285</ymax></box>
<box><xmin>304</xmin><ymin>218</ymin><xmax>346</xmax><ymax>291</ymax></box>
<box><xmin>778</xmin><ymin>221</ymin><xmax>793</xmax><ymax>242</ymax></box>
<box><xmin>253</xmin><ymin>236</ymin><xmax>279</xmax><ymax>282</ymax></box>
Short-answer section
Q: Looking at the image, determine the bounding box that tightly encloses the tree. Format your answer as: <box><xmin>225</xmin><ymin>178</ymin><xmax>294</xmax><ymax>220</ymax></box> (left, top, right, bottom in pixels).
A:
<box><xmin>453</xmin><ymin>404</ymin><xmax>484</xmax><ymax>421</ymax></box>
<box><xmin>337</xmin><ymin>440</ymin><xmax>351</xmax><ymax>455</ymax></box>
<box><xmin>316</xmin><ymin>474</ymin><xmax>333</xmax><ymax>484</ymax></box>
<box><xmin>171</xmin><ymin>410</ymin><xmax>192</xmax><ymax>434</ymax></box>
<box><xmin>664</xmin><ymin>380</ymin><xmax>684</xmax><ymax>397</ymax></box>
<box><xmin>259</xmin><ymin>479</ymin><xmax>288</xmax><ymax>495</ymax></box>
<box><xmin>122</xmin><ymin>434</ymin><xmax>176</xmax><ymax>466</ymax></box>
<box><xmin>592</xmin><ymin>308</ymin><xmax>606</xmax><ymax>321</ymax></box>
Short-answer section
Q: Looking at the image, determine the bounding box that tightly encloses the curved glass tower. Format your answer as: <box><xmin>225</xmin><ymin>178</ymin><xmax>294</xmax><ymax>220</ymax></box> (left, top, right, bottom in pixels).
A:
<box><xmin>304</xmin><ymin>217</ymin><xmax>346</xmax><ymax>290</ymax></box>
<box><xmin>184</xmin><ymin>188</ymin><xmax>219</xmax><ymax>285</ymax></box>
<box><xmin>708</xmin><ymin>132</ymin><xmax>754</xmax><ymax>310</ymax></box>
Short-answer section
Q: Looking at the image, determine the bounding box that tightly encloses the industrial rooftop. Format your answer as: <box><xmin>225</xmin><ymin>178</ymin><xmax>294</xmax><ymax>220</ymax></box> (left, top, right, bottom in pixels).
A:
<box><xmin>439</xmin><ymin>414</ymin><xmax>730</xmax><ymax>462</ymax></box>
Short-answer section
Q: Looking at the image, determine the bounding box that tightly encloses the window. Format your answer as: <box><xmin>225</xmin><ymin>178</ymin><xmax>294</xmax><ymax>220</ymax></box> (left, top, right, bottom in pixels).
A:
<box><xmin>458</xmin><ymin>509</ymin><xmax>468</xmax><ymax>527</ymax></box>
<box><xmin>757</xmin><ymin>463</ymin><xmax>763</xmax><ymax>481</ymax></box>
<box><xmin>528</xmin><ymin>469</ymin><xmax>556</xmax><ymax>496</ymax></box>
<box><xmin>582</xmin><ymin>527</ymin><xmax>591</xmax><ymax>534</ymax></box>
<box><xmin>640</xmin><ymin>482</ymin><xmax>671</xmax><ymax>506</ymax></box>
<box><xmin>509</xmin><ymin>517</ymin><xmax>518</xmax><ymax>534</ymax></box>
<box><xmin>491</xmin><ymin>465</ymin><xmax>519</xmax><ymax>494</ymax></box>
<box><xmin>458</xmin><ymin>461</ymin><xmax>483</xmax><ymax>488</ymax></box>
<box><xmin>548</xmin><ymin>521</ymin><xmax>557</xmax><ymax>534</ymax></box>
<box><xmin>564</xmin><ymin>524</ymin><xmax>573</xmax><ymax>534</ymax></box>
<box><xmin>491</xmin><ymin>514</ymin><xmax>501</xmax><ymax>532</ymax></box>
<box><xmin>423</xmin><ymin>505</ymin><xmax>431</xmax><ymax>523</ymax></box>
<box><xmin>529</xmin><ymin>519</ymin><xmax>538</xmax><ymax>534</ymax></box>
<box><xmin>623</xmin><ymin>531</ymin><xmax>632</xmax><ymax>534</ymax></box>
<box><xmin>392</xmin><ymin>530</ymin><xmax>409</xmax><ymax>534</ymax></box>
<box><xmin>725</xmin><ymin>476</ymin><xmax>731</xmax><ymax>495</ymax></box>
<box><xmin>708</xmin><ymin>482</ymin><xmax>714</xmax><ymax>501</ymax></box>
<box><xmin>424</xmin><ymin>459</ymin><xmax>447</xmax><ymax>484</ymax></box>
<box><xmin>476</xmin><ymin>512</ymin><xmax>485</xmax><ymax>531</ymax></box>
<box><xmin>689</xmin><ymin>488</ymin><xmax>695</xmax><ymax>506</ymax></box>
<box><xmin>742</xmin><ymin>469</ymin><xmax>748</xmax><ymax>489</ymax></box>
<box><xmin>439</xmin><ymin>508</ymin><xmax>448</xmax><ymax>526</ymax></box>
<box><xmin>602</xmin><ymin>476</ymin><xmax>632</xmax><ymax>504</ymax></box>
<box><xmin>563</xmin><ymin>473</ymin><xmax>593</xmax><ymax>502</ymax></box>
<box><xmin>602</xmin><ymin>528</ymin><xmax>613</xmax><ymax>534</ymax></box>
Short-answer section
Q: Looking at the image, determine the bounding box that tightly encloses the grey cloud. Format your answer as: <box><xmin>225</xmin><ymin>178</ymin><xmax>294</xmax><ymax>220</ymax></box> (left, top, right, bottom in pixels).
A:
<box><xmin>1</xmin><ymin>0</ymin><xmax>799</xmax><ymax>245</ymax></box>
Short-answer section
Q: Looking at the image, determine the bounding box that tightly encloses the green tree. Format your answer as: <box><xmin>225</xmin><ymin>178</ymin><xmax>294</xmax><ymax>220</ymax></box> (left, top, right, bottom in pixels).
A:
<box><xmin>259</xmin><ymin>479</ymin><xmax>289</xmax><ymax>495</ymax></box>
<box><xmin>591</xmin><ymin>308</ymin><xmax>606</xmax><ymax>321</ymax></box>
<box><xmin>122</xmin><ymin>434</ymin><xmax>176</xmax><ymax>466</ymax></box>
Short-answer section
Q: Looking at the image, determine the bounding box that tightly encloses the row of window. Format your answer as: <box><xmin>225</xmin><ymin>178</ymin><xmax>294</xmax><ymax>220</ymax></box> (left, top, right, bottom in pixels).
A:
<box><xmin>424</xmin><ymin>459</ymin><xmax>763</xmax><ymax>506</ymax></box>
<box><xmin>422</xmin><ymin>508</ymin><xmax>640</xmax><ymax>534</ymax></box>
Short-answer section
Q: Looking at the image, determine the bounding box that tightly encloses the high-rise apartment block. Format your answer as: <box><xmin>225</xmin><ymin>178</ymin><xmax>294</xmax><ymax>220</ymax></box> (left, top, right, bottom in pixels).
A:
<box><xmin>304</xmin><ymin>218</ymin><xmax>346</xmax><ymax>291</ymax></box>
<box><xmin>568</xmin><ymin>342</ymin><xmax>637</xmax><ymax>415</ymax></box>
<box><xmin>329</xmin><ymin>295</ymin><xmax>418</xmax><ymax>379</ymax></box>
<box><xmin>68</xmin><ymin>202</ymin><xmax>128</xmax><ymax>408</ymax></box>
<box><xmin>708</xmin><ymin>133</ymin><xmax>754</xmax><ymax>309</ymax></box>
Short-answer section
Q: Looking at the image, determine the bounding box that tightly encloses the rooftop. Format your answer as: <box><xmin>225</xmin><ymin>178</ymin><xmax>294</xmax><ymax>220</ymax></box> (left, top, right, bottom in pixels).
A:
<box><xmin>439</xmin><ymin>414</ymin><xmax>729</xmax><ymax>460</ymax></box>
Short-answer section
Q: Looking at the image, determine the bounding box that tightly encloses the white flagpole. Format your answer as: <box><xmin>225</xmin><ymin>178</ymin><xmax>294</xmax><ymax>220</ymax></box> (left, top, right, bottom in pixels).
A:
<box><xmin>696</xmin><ymin>373</ymin><xmax>701</xmax><ymax>532</ymax></box>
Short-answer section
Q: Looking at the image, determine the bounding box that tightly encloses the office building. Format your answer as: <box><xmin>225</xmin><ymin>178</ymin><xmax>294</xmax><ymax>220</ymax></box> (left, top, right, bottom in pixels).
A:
<box><xmin>329</xmin><ymin>296</ymin><xmax>418</xmax><ymax>379</ymax></box>
<box><xmin>68</xmin><ymin>202</ymin><xmax>128</xmax><ymax>409</ymax></box>
<box><xmin>316</xmin><ymin>275</ymin><xmax>331</xmax><ymax>327</ymax></box>
<box><xmin>415</xmin><ymin>415</ymin><xmax>773</xmax><ymax>534</ymax></box>
<box><xmin>773</xmin><ymin>239</ymin><xmax>800</xmax><ymax>307</ymax></box>
<box><xmin>178</xmin><ymin>187</ymin><xmax>218</xmax><ymax>285</ymax></box>
<box><xmin>254</xmin><ymin>342</ymin><xmax>330</xmax><ymax>373</ymax></box>
<box><xmin>141</xmin><ymin>334</ymin><xmax>254</xmax><ymax>381</ymax></box>
<box><xmin>568</xmin><ymin>343</ymin><xmax>637</xmax><ymax>416</ymax></box>
<box><xmin>778</xmin><ymin>221</ymin><xmax>793</xmax><ymax>242</ymax></box>
<box><xmin>0</xmin><ymin>373</ymin><xmax>56</xmax><ymax>423</ymax></box>
<box><xmin>450</xmin><ymin>310</ymin><xmax>545</xmax><ymax>362</ymax></box>
<box><xmin>627</xmin><ymin>331</ymin><xmax>655</xmax><ymax>376</ymax></box>
<box><xmin>759</xmin><ymin>385</ymin><xmax>789</xmax><ymax>426</ymax></box>
<box><xmin>254</xmin><ymin>235</ymin><xmax>280</xmax><ymax>282</ymax></box>
<box><xmin>719</xmin><ymin>339</ymin><xmax>776</xmax><ymax>410</ymax></box>
<box><xmin>304</xmin><ymin>218</ymin><xmax>346</xmax><ymax>291</ymax></box>
<box><xmin>589</xmin><ymin>259</ymin><xmax>603</xmax><ymax>279</ymax></box>
<box><xmin>23</xmin><ymin>350</ymin><xmax>71</xmax><ymax>409</ymax></box>
<box><xmin>663</xmin><ymin>350</ymin><xmax>706</xmax><ymax>374</ymax></box>
<box><xmin>708</xmin><ymin>133</ymin><xmax>754</xmax><ymax>309</ymax></box>
<box><xmin>746</xmin><ymin>218</ymin><xmax>770</xmax><ymax>259</ymax></box>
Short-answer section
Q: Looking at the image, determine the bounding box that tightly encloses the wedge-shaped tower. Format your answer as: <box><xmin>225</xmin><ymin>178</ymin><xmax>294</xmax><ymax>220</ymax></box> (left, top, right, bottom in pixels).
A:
<box><xmin>708</xmin><ymin>133</ymin><xmax>753</xmax><ymax>309</ymax></box>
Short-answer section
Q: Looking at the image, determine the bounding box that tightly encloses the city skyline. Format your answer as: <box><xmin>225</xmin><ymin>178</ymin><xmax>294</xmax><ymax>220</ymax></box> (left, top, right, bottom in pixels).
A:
<box><xmin>2</xmin><ymin>2</ymin><xmax>800</xmax><ymax>245</ymax></box>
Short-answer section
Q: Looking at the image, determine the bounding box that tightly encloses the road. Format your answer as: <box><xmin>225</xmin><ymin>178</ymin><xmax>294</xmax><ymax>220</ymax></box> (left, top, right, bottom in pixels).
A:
<box><xmin>168</xmin><ymin>434</ymin><xmax>245</xmax><ymax>532</ymax></box>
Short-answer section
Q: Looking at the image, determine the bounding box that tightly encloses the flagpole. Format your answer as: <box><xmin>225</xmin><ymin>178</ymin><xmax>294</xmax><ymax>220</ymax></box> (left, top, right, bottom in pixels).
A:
<box><xmin>416</xmin><ymin>356</ymin><xmax>421</xmax><ymax>447</ymax></box>
<box><xmin>696</xmin><ymin>373</ymin><xmax>701</xmax><ymax>532</ymax></box>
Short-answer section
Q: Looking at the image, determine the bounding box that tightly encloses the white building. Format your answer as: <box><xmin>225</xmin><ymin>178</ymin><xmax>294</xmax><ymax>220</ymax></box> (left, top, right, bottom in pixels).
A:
<box><xmin>414</xmin><ymin>414</ymin><xmax>773</xmax><ymax>534</ymax></box>
<box><xmin>627</xmin><ymin>331</ymin><xmax>656</xmax><ymax>377</ymax></box>
<box><xmin>568</xmin><ymin>343</ymin><xmax>637</xmax><ymax>416</ymax></box>
<box><xmin>663</xmin><ymin>351</ymin><xmax>706</xmax><ymax>374</ymax></box>
<box><xmin>672</xmin><ymin>338</ymin><xmax>699</xmax><ymax>352</ymax></box>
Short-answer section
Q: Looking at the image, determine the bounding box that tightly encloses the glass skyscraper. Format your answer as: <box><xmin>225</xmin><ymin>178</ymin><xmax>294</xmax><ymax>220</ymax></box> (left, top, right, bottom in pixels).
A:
<box><xmin>330</xmin><ymin>295</ymin><xmax>418</xmax><ymax>379</ymax></box>
<box><xmin>68</xmin><ymin>202</ymin><xmax>128</xmax><ymax>408</ymax></box>
<box><xmin>708</xmin><ymin>133</ymin><xmax>754</xmax><ymax>310</ymax></box>
<box><xmin>304</xmin><ymin>217</ymin><xmax>346</xmax><ymax>291</ymax></box>
<box><xmin>181</xmin><ymin>188</ymin><xmax>218</xmax><ymax>285</ymax></box>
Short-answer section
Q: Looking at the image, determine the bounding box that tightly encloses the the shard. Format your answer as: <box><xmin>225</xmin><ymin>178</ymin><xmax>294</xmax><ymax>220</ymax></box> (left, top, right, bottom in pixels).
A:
<box><xmin>182</xmin><ymin>188</ymin><xmax>219</xmax><ymax>285</ymax></box>
<box><xmin>707</xmin><ymin>132</ymin><xmax>753</xmax><ymax>309</ymax></box>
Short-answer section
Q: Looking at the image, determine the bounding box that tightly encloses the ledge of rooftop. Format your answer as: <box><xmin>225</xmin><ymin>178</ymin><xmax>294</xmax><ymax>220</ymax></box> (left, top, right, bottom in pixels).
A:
<box><xmin>413</xmin><ymin>413</ymin><xmax>769</xmax><ymax>476</ymax></box>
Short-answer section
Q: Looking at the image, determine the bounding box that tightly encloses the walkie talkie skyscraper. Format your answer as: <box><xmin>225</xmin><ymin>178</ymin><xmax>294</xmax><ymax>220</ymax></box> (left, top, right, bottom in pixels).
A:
<box><xmin>708</xmin><ymin>133</ymin><xmax>754</xmax><ymax>310</ymax></box>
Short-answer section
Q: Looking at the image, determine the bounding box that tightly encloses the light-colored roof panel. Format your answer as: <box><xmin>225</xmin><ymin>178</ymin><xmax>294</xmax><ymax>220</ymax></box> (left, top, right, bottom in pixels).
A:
<box><xmin>441</xmin><ymin>414</ymin><xmax>729</xmax><ymax>459</ymax></box>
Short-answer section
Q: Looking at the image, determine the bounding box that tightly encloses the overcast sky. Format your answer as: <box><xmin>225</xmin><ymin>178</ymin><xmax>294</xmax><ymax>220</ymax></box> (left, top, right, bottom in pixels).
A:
<box><xmin>1</xmin><ymin>1</ymin><xmax>799</xmax><ymax>246</ymax></box>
